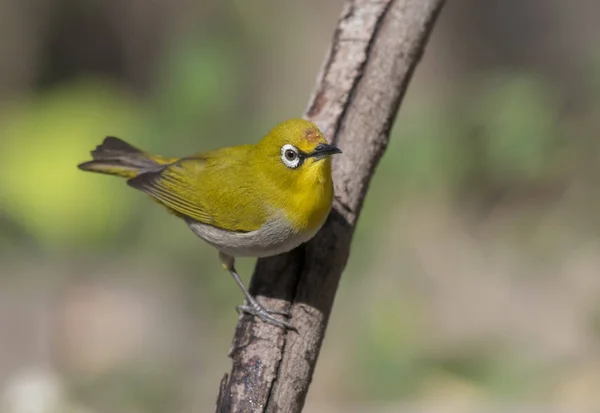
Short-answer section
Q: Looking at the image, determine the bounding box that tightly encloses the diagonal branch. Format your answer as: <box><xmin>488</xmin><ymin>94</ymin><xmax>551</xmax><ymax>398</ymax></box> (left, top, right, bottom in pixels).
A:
<box><xmin>216</xmin><ymin>0</ymin><xmax>446</xmax><ymax>412</ymax></box>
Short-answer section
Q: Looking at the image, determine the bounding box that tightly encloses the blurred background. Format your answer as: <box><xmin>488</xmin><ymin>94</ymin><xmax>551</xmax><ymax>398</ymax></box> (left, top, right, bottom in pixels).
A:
<box><xmin>1</xmin><ymin>0</ymin><xmax>600</xmax><ymax>412</ymax></box>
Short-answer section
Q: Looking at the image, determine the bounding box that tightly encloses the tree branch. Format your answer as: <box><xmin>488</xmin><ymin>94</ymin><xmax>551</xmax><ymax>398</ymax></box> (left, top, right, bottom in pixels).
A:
<box><xmin>216</xmin><ymin>0</ymin><xmax>446</xmax><ymax>411</ymax></box>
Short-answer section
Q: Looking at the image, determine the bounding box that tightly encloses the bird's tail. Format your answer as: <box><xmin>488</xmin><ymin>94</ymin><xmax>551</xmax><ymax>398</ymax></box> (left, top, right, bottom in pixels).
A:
<box><xmin>78</xmin><ymin>137</ymin><xmax>176</xmax><ymax>178</ymax></box>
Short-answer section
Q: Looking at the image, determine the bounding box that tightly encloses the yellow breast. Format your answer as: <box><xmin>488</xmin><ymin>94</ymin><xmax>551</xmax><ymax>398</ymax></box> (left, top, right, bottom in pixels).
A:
<box><xmin>278</xmin><ymin>157</ymin><xmax>334</xmax><ymax>235</ymax></box>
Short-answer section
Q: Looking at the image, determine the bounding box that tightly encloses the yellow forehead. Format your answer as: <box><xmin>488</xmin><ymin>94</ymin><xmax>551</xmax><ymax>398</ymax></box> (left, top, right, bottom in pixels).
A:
<box><xmin>261</xmin><ymin>118</ymin><xmax>327</xmax><ymax>153</ymax></box>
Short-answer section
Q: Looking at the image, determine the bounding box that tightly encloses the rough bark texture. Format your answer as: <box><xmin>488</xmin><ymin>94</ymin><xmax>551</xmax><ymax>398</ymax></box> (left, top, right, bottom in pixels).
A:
<box><xmin>216</xmin><ymin>0</ymin><xmax>446</xmax><ymax>412</ymax></box>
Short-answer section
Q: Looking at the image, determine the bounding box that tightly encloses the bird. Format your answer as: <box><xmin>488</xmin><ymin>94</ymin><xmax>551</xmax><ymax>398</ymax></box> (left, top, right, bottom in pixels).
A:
<box><xmin>77</xmin><ymin>118</ymin><xmax>342</xmax><ymax>329</ymax></box>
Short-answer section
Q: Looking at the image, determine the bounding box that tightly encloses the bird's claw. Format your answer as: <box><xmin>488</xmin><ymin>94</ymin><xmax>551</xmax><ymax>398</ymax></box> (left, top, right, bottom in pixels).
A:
<box><xmin>237</xmin><ymin>303</ymin><xmax>296</xmax><ymax>331</ymax></box>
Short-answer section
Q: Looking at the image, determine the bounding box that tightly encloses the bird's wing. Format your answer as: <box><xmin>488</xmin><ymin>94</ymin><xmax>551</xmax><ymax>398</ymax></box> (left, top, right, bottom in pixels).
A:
<box><xmin>127</xmin><ymin>148</ymin><xmax>268</xmax><ymax>232</ymax></box>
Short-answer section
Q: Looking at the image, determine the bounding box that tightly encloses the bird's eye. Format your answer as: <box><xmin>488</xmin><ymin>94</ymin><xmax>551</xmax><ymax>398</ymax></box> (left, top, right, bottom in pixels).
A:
<box><xmin>281</xmin><ymin>144</ymin><xmax>301</xmax><ymax>169</ymax></box>
<box><xmin>285</xmin><ymin>149</ymin><xmax>297</xmax><ymax>161</ymax></box>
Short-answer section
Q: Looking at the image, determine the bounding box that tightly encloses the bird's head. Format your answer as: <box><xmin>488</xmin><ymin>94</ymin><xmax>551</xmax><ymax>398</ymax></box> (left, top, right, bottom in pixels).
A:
<box><xmin>256</xmin><ymin>118</ymin><xmax>342</xmax><ymax>184</ymax></box>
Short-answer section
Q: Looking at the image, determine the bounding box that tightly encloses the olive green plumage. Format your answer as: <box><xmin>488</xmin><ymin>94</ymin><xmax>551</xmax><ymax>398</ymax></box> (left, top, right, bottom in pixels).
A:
<box><xmin>78</xmin><ymin>118</ymin><xmax>342</xmax><ymax>329</ymax></box>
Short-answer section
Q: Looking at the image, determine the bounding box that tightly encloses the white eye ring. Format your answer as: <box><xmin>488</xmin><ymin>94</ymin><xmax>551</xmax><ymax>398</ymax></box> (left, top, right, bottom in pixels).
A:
<box><xmin>281</xmin><ymin>144</ymin><xmax>301</xmax><ymax>169</ymax></box>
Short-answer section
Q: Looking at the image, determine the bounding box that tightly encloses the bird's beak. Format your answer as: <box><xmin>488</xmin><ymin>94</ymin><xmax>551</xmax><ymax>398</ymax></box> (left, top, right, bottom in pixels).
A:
<box><xmin>309</xmin><ymin>143</ymin><xmax>342</xmax><ymax>159</ymax></box>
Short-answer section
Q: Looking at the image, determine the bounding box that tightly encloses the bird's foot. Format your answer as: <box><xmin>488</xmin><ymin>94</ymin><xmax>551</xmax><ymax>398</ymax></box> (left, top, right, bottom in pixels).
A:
<box><xmin>237</xmin><ymin>302</ymin><xmax>296</xmax><ymax>331</ymax></box>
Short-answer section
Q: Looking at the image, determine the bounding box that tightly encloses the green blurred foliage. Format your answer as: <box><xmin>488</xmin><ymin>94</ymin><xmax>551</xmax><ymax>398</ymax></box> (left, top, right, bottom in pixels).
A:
<box><xmin>0</xmin><ymin>80</ymin><xmax>141</xmax><ymax>248</ymax></box>
<box><xmin>468</xmin><ymin>73</ymin><xmax>560</xmax><ymax>181</ymax></box>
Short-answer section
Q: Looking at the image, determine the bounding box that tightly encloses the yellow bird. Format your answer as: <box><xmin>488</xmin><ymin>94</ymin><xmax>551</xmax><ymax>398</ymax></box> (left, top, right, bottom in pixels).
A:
<box><xmin>78</xmin><ymin>118</ymin><xmax>341</xmax><ymax>329</ymax></box>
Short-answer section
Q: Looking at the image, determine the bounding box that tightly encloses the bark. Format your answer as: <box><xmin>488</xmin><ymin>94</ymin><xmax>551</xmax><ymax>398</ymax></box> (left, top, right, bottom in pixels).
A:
<box><xmin>215</xmin><ymin>0</ymin><xmax>446</xmax><ymax>412</ymax></box>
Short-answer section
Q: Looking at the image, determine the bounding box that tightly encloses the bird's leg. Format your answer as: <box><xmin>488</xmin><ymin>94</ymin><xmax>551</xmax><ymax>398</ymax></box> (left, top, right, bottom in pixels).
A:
<box><xmin>219</xmin><ymin>252</ymin><xmax>295</xmax><ymax>331</ymax></box>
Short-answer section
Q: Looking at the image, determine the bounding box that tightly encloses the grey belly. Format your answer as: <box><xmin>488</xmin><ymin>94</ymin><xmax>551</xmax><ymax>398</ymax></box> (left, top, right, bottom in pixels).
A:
<box><xmin>185</xmin><ymin>216</ymin><xmax>317</xmax><ymax>258</ymax></box>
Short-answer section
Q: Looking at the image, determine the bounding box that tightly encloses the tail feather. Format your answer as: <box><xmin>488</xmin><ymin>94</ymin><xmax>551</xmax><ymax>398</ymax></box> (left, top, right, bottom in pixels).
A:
<box><xmin>78</xmin><ymin>137</ymin><xmax>168</xmax><ymax>178</ymax></box>
<box><xmin>91</xmin><ymin>136</ymin><xmax>143</xmax><ymax>158</ymax></box>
